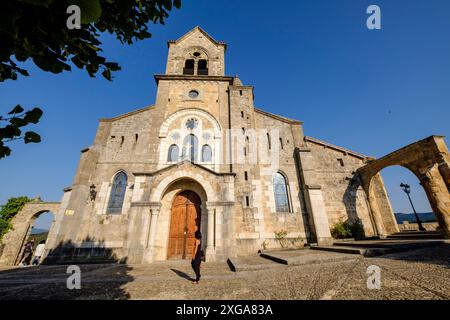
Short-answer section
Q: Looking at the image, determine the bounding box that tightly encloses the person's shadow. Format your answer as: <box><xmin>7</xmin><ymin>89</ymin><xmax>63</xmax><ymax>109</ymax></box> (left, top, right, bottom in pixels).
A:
<box><xmin>171</xmin><ymin>269</ymin><xmax>194</xmax><ymax>282</ymax></box>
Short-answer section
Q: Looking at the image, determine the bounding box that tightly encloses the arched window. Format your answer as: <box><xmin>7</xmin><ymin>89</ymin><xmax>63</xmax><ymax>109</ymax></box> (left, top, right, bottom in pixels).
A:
<box><xmin>107</xmin><ymin>172</ymin><xmax>127</xmax><ymax>214</ymax></box>
<box><xmin>167</xmin><ymin>144</ymin><xmax>179</xmax><ymax>162</ymax></box>
<box><xmin>267</xmin><ymin>132</ymin><xmax>271</xmax><ymax>150</ymax></box>
<box><xmin>273</xmin><ymin>172</ymin><xmax>290</xmax><ymax>212</ymax></box>
<box><xmin>197</xmin><ymin>59</ymin><xmax>208</xmax><ymax>75</ymax></box>
<box><xmin>183</xmin><ymin>59</ymin><xmax>194</xmax><ymax>75</ymax></box>
<box><xmin>182</xmin><ymin>134</ymin><xmax>198</xmax><ymax>162</ymax></box>
<box><xmin>201</xmin><ymin>145</ymin><xmax>212</xmax><ymax>162</ymax></box>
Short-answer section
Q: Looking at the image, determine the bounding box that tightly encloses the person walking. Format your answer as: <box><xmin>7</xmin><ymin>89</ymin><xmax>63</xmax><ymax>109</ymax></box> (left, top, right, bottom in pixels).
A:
<box><xmin>191</xmin><ymin>230</ymin><xmax>202</xmax><ymax>284</ymax></box>
<box><xmin>20</xmin><ymin>240</ymin><xmax>34</xmax><ymax>266</ymax></box>
<box><xmin>32</xmin><ymin>240</ymin><xmax>46</xmax><ymax>265</ymax></box>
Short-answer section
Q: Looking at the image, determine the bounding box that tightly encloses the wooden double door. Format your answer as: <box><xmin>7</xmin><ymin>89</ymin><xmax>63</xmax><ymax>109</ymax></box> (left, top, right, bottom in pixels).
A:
<box><xmin>167</xmin><ymin>191</ymin><xmax>201</xmax><ymax>260</ymax></box>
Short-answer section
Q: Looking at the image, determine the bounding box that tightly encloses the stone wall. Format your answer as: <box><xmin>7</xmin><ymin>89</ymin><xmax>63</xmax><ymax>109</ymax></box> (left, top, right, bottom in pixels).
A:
<box><xmin>305</xmin><ymin>138</ymin><xmax>378</xmax><ymax>238</ymax></box>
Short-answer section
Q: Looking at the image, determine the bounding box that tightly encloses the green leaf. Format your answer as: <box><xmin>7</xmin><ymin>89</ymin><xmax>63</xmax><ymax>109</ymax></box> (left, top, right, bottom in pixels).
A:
<box><xmin>10</xmin><ymin>117</ymin><xmax>28</xmax><ymax>127</ymax></box>
<box><xmin>174</xmin><ymin>0</ymin><xmax>182</xmax><ymax>9</ymax></box>
<box><xmin>0</xmin><ymin>9</ymin><xmax>19</xmax><ymax>37</ymax></box>
<box><xmin>23</xmin><ymin>108</ymin><xmax>43</xmax><ymax>124</ymax></box>
<box><xmin>102</xmin><ymin>69</ymin><xmax>112</xmax><ymax>81</ymax></box>
<box><xmin>0</xmin><ymin>144</ymin><xmax>12</xmax><ymax>159</ymax></box>
<box><xmin>163</xmin><ymin>0</ymin><xmax>172</xmax><ymax>10</ymax></box>
<box><xmin>8</xmin><ymin>105</ymin><xmax>24</xmax><ymax>115</ymax></box>
<box><xmin>0</xmin><ymin>196</ymin><xmax>31</xmax><ymax>223</ymax></box>
<box><xmin>117</xmin><ymin>0</ymin><xmax>134</xmax><ymax>16</ymax></box>
<box><xmin>0</xmin><ymin>124</ymin><xmax>21</xmax><ymax>139</ymax></box>
<box><xmin>72</xmin><ymin>0</ymin><xmax>102</xmax><ymax>24</ymax></box>
<box><xmin>24</xmin><ymin>131</ymin><xmax>41</xmax><ymax>144</ymax></box>
<box><xmin>104</xmin><ymin>62</ymin><xmax>121</xmax><ymax>71</ymax></box>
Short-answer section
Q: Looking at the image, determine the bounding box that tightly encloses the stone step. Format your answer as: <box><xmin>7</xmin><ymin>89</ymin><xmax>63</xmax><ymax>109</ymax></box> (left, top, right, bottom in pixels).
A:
<box><xmin>310</xmin><ymin>246</ymin><xmax>390</xmax><ymax>257</ymax></box>
<box><xmin>396</xmin><ymin>230</ymin><xmax>440</xmax><ymax>235</ymax></box>
<box><xmin>313</xmin><ymin>240</ymin><xmax>447</xmax><ymax>257</ymax></box>
<box><xmin>333</xmin><ymin>240</ymin><xmax>445</xmax><ymax>249</ymax></box>
<box><xmin>386</xmin><ymin>233</ymin><xmax>443</xmax><ymax>240</ymax></box>
<box><xmin>42</xmin><ymin>255</ymin><xmax>119</xmax><ymax>265</ymax></box>
<box><xmin>259</xmin><ymin>249</ymin><xmax>358</xmax><ymax>265</ymax></box>
<box><xmin>226</xmin><ymin>256</ymin><xmax>285</xmax><ymax>272</ymax></box>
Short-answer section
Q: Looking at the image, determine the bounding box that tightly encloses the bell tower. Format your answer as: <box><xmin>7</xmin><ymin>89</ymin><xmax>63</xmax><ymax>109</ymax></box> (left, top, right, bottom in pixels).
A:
<box><xmin>165</xmin><ymin>26</ymin><xmax>227</xmax><ymax>76</ymax></box>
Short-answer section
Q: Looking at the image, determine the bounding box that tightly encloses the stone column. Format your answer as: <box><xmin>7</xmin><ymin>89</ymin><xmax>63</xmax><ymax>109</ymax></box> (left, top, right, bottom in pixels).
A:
<box><xmin>143</xmin><ymin>205</ymin><xmax>160</xmax><ymax>263</ymax></box>
<box><xmin>205</xmin><ymin>203</ymin><xmax>216</xmax><ymax>261</ymax></box>
<box><xmin>422</xmin><ymin>165</ymin><xmax>450</xmax><ymax>238</ymax></box>
<box><xmin>367</xmin><ymin>194</ymin><xmax>387</xmax><ymax>238</ymax></box>
<box><xmin>305</xmin><ymin>186</ymin><xmax>333</xmax><ymax>246</ymax></box>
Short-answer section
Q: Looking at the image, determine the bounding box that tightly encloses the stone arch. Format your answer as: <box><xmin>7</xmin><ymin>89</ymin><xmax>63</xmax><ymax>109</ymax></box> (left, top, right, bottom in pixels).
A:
<box><xmin>151</xmin><ymin>171</ymin><xmax>217</xmax><ymax>203</ymax></box>
<box><xmin>153</xmin><ymin>179</ymin><xmax>209</xmax><ymax>261</ymax></box>
<box><xmin>182</xmin><ymin>47</ymin><xmax>210</xmax><ymax>75</ymax></box>
<box><xmin>158</xmin><ymin>109</ymin><xmax>222</xmax><ymax>170</ymax></box>
<box><xmin>0</xmin><ymin>202</ymin><xmax>60</xmax><ymax>265</ymax></box>
<box><xmin>159</xmin><ymin>108</ymin><xmax>222</xmax><ymax>139</ymax></box>
<box><xmin>184</xmin><ymin>46</ymin><xmax>210</xmax><ymax>59</ymax></box>
<box><xmin>358</xmin><ymin>136</ymin><xmax>450</xmax><ymax>237</ymax></box>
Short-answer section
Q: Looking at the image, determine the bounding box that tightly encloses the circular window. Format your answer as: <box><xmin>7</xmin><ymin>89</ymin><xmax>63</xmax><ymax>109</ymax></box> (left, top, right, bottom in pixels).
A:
<box><xmin>188</xmin><ymin>90</ymin><xmax>199</xmax><ymax>99</ymax></box>
<box><xmin>186</xmin><ymin>118</ymin><xmax>199</xmax><ymax>130</ymax></box>
<box><xmin>193</xmin><ymin>52</ymin><xmax>201</xmax><ymax>57</ymax></box>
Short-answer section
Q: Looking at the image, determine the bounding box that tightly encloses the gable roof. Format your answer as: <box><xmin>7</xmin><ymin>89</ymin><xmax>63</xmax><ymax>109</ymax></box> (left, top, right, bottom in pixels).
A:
<box><xmin>167</xmin><ymin>26</ymin><xmax>227</xmax><ymax>51</ymax></box>
<box><xmin>305</xmin><ymin>136</ymin><xmax>371</xmax><ymax>160</ymax></box>
<box><xmin>254</xmin><ymin>108</ymin><xmax>303</xmax><ymax>125</ymax></box>
<box><xmin>99</xmin><ymin>105</ymin><xmax>154</xmax><ymax>122</ymax></box>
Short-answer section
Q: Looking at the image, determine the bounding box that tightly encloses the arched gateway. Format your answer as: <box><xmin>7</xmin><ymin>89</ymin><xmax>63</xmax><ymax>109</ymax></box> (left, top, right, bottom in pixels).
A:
<box><xmin>0</xmin><ymin>201</ymin><xmax>61</xmax><ymax>265</ymax></box>
<box><xmin>358</xmin><ymin>136</ymin><xmax>450</xmax><ymax>237</ymax></box>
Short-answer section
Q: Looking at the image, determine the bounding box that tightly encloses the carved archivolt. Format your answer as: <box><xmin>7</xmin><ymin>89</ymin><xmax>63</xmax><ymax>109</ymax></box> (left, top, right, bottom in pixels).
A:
<box><xmin>185</xmin><ymin>47</ymin><xmax>209</xmax><ymax>60</ymax></box>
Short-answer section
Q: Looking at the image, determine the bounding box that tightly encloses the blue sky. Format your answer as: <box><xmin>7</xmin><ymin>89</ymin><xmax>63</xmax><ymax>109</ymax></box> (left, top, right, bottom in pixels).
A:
<box><xmin>2</xmin><ymin>0</ymin><xmax>449</xmax><ymax>228</ymax></box>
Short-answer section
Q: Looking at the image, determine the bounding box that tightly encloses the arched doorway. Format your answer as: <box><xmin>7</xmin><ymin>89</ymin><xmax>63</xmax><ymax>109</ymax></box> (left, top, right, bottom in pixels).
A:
<box><xmin>167</xmin><ymin>190</ymin><xmax>201</xmax><ymax>260</ymax></box>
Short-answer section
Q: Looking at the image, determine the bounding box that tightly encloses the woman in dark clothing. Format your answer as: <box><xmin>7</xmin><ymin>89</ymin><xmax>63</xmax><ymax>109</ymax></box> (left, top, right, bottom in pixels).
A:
<box><xmin>191</xmin><ymin>230</ymin><xmax>202</xmax><ymax>284</ymax></box>
<box><xmin>20</xmin><ymin>240</ymin><xmax>34</xmax><ymax>266</ymax></box>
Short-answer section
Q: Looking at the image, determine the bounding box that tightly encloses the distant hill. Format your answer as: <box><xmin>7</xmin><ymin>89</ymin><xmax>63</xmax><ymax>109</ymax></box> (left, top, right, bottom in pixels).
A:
<box><xmin>395</xmin><ymin>212</ymin><xmax>437</xmax><ymax>224</ymax></box>
<box><xmin>31</xmin><ymin>228</ymin><xmax>49</xmax><ymax>235</ymax></box>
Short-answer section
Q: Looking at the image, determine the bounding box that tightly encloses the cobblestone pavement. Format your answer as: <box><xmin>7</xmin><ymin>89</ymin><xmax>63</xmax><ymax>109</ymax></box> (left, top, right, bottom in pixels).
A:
<box><xmin>0</xmin><ymin>246</ymin><xmax>448</xmax><ymax>300</ymax></box>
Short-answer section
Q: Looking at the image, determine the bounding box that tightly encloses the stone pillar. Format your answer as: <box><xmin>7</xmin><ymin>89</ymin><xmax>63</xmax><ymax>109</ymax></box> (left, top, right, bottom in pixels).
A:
<box><xmin>205</xmin><ymin>203</ymin><xmax>216</xmax><ymax>261</ymax></box>
<box><xmin>438</xmin><ymin>162</ymin><xmax>450</xmax><ymax>192</ymax></box>
<box><xmin>305</xmin><ymin>186</ymin><xmax>333</xmax><ymax>246</ymax></box>
<box><xmin>367</xmin><ymin>194</ymin><xmax>387</xmax><ymax>238</ymax></box>
<box><xmin>422</xmin><ymin>164</ymin><xmax>450</xmax><ymax>238</ymax></box>
<box><xmin>143</xmin><ymin>206</ymin><xmax>160</xmax><ymax>263</ymax></box>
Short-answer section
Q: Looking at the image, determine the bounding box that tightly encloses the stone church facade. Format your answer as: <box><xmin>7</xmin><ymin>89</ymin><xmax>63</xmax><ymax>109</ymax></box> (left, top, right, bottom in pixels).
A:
<box><xmin>10</xmin><ymin>27</ymin><xmax>402</xmax><ymax>264</ymax></box>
